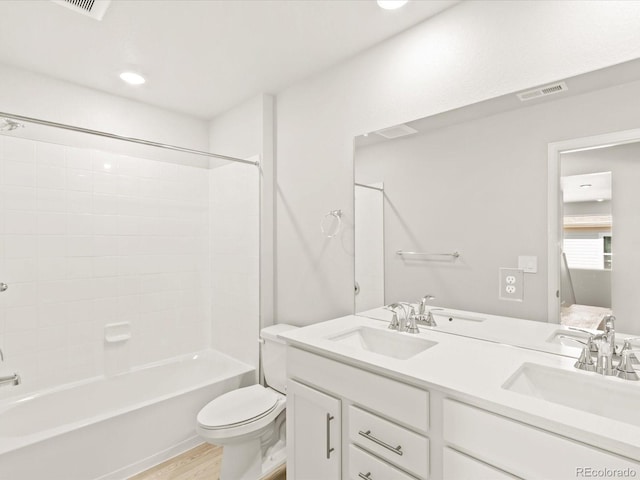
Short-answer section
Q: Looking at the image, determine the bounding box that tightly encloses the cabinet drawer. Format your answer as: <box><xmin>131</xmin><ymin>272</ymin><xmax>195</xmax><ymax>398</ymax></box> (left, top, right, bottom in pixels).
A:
<box><xmin>349</xmin><ymin>405</ymin><xmax>429</xmax><ymax>478</ymax></box>
<box><xmin>443</xmin><ymin>447</ymin><xmax>517</xmax><ymax>480</ymax></box>
<box><xmin>288</xmin><ymin>347</ymin><xmax>429</xmax><ymax>432</ymax></box>
<box><xmin>443</xmin><ymin>399</ymin><xmax>640</xmax><ymax>479</ymax></box>
<box><xmin>349</xmin><ymin>444</ymin><xmax>417</xmax><ymax>480</ymax></box>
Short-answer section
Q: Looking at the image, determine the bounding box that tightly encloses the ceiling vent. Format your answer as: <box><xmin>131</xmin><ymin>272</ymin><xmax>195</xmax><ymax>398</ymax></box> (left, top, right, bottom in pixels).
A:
<box><xmin>517</xmin><ymin>82</ymin><xmax>568</xmax><ymax>102</ymax></box>
<box><xmin>51</xmin><ymin>0</ymin><xmax>111</xmax><ymax>21</ymax></box>
<box><xmin>374</xmin><ymin>124</ymin><xmax>418</xmax><ymax>139</ymax></box>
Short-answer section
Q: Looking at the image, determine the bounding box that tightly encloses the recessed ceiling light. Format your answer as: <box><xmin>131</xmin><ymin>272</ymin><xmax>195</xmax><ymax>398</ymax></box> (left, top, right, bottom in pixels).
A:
<box><xmin>596</xmin><ymin>198</ymin><xmax>605</xmax><ymax>202</ymax></box>
<box><xmin>579</xmin><ymin>184</ymin><xmax>592</xmax><ymax>189</ymax></box>
<box><xmin>119</xmin><ymin>72</ymin><xmax>146</xmax><ymax>85</ymax></box>
<box><xmin>377</xmin><ymin>0</ymin><xmax>409</xmax><ymax>10</ymax></box>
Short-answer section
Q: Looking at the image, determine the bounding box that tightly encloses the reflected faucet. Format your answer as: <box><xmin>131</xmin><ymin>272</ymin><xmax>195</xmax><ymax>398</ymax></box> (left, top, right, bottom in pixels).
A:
<box><xmin>416</xmin><ymin>294</ymin><xmax>439</xmax><ymax>327</ymax></box>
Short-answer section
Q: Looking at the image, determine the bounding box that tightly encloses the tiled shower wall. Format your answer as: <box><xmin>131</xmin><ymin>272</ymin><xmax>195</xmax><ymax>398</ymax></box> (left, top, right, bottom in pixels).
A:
<box><xmin>0</xmin><ymin>134</ymin><xmax>211</xmax><ymax>395</ymax></box>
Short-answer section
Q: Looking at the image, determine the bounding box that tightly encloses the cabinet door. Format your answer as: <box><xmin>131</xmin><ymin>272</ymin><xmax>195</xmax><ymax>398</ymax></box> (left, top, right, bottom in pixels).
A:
<box><xmin>287</xmin><ymin>380</ymin><xmax>341</xmax><ymax>480</ymax></box>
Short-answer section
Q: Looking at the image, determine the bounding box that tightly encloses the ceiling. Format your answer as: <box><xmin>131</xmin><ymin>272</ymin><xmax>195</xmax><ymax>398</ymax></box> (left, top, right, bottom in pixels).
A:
<box><xmin>0</xmin><ymin>0</ymin><xmax>458</xmax><ymax>120</ymax></box>
<box><xmin>562</xmin><ymin>172</ymin><xmax>612</xmax><ymax>203</ymax></box>
<box><xmin>355</xmin><ymin>57</ymin><xmax>640</xmax><ymax>148</ymax></box>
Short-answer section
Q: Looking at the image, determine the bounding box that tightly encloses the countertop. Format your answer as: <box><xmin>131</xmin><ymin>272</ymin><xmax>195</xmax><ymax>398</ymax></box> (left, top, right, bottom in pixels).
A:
<box><xmin>279</xmin><ymin>313</ymin><xmax>640</xmax><ymax>462</ymax></box>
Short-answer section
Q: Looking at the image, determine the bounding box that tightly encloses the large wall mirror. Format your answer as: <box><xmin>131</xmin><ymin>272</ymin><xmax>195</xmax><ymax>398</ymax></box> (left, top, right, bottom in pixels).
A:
<box><xmin>353</xmin><ymin>58</ymin><xmax>640</xmax><ymax>339</ymax></box>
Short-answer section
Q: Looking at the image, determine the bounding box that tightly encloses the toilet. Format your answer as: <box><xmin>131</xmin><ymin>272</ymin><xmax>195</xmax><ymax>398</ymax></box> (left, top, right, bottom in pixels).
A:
<box><xmin>196</xmin><ymin>324</ymin><xmax>297</xmax><ymax>480</ymax></box>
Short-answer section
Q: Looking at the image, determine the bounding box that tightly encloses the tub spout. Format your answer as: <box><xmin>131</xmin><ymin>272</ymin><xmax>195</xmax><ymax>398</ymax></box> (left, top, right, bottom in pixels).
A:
<box><xmin>0</xmin><ymin>373</ymin><xmax>20</xmax><ymax>387</ymax></box>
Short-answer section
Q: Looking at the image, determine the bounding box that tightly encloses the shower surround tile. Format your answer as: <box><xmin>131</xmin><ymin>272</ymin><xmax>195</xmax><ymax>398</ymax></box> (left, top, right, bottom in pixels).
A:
<box><xmin>0</xmin><ymin>135</ymin><xmax>212</xmax><ymax>396</ymax></box>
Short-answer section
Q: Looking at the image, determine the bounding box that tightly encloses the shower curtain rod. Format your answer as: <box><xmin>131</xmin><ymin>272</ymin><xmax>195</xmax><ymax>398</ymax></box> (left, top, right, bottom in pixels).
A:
<box><xmin>0</xmin><ymin>111</ymin><xmax>259</xmax><ymax>167</ymax></box>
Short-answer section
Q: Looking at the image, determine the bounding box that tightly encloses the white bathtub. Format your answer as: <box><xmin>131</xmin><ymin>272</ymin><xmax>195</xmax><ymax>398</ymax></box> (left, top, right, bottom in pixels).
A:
<box><xmin>0</xmin><ymin>349</ymin><xmax>254</xmax><ymax>480</ymax></box>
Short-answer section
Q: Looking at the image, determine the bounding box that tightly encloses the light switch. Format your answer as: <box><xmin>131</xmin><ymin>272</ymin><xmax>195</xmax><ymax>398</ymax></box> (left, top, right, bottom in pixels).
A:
<box><xmin>518</xmin><ymin>255</ymin><xmax>538</xmax><ymax>274</ymax></box>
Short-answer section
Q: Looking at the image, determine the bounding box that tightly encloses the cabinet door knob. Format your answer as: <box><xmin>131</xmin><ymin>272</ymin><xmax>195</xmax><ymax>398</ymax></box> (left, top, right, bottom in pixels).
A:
<box><xmin>0</xmin><ymin>283</ymin><xmax>7</xmax><ymax>292</ymax></box>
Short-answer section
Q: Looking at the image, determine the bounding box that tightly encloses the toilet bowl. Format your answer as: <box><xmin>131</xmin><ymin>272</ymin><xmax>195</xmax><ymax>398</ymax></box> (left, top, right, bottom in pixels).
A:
<box><xmin>196</xmin><ymin>324</ymin><xmax>297</xmax><ymax>480</ymax></box>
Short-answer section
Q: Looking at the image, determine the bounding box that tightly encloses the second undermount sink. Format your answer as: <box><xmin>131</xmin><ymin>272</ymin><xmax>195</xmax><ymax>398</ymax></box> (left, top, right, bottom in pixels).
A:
<box><xmin>328</xmin><ymin>326</ymin><xmax>437</xmax><ymax>360</ymax></box>
<box><xmin>502</xmin><ymin>363</ymin><xmax>640</xmax><ymax>427</ymax></box>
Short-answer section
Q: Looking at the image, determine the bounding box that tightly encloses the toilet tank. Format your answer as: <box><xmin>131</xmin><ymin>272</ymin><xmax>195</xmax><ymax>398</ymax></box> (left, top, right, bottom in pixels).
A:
<box><xmin>261</xmin><ymin>324</ymin><xmax>298</xmax><ymax>394</ymax></box>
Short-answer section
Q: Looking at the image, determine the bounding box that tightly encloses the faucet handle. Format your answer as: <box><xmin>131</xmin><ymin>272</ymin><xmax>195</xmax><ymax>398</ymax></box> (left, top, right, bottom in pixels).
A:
<box><xmin>619</xmin><ymin>337</ymin><xmax>640</xmax><ymax>362</ymax></box>
<box><xmin>616</xmin><ymin>349</ymin><xmax>640</xmax><ymax>381</ymax></box>
<box><xmin>384</xmin><ymin>303</ymin><xmax>401</xmax><ymax>330</ymax></box>
<box><xmin>557</xmin><ymin>335</ymin><xmax>596</xmax><ymax>372</ymax></box>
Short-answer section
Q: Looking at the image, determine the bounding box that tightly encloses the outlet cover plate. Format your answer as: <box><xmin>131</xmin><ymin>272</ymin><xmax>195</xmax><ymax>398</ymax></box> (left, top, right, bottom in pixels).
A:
<box><xmin>499</xmin><ymin>268</ymin><xmax>524</xmax><ymax>302</ymax></box>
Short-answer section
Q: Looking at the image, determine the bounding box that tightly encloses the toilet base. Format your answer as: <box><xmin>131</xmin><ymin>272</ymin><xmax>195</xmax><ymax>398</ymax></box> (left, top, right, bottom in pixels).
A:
<box><xmin>219</xmin><ymin>439</ymin><xmax>286</xmax><ymax>480</ymax></box>
<box><xmin>220</xmin><ymin>439</ymin><xmax>261</xmax><ymax>480</ymax></box>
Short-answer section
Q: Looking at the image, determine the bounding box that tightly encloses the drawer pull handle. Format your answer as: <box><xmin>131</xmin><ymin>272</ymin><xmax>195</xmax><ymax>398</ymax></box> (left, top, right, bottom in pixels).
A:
<box><xmin>358</xmin><ymin>473</ymin><xmax>372</xmax><ymax>480</ymax></box>
<box><xmin>358</xmin><ymin>429</ymin><xmax>403</xmax><ymax>456</ymax></box>
<box><xmin>326</xmin><ymin>413</ymin><xmax>335</xmax><ymax>459</ymax></box>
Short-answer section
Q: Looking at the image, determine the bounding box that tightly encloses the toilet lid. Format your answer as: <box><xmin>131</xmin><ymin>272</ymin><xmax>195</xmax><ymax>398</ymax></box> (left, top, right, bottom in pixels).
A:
<box><xmin>197</xmin><ymin>385</ymin><xmax>280</xmax><ymax>428</ymax></box>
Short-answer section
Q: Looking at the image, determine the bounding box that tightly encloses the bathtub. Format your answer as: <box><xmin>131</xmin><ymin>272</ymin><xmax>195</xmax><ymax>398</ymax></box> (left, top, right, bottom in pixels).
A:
<box><xmin>0</xmin><ymin>349</ymin><xmax>254</xmax><ymax>480</ymax></box>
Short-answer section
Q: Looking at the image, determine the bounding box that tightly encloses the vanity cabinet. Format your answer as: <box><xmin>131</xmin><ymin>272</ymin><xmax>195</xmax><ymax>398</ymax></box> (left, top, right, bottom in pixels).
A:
<box><xmin>287</xmin><ymin>380</ymin><xmax>342</xmax><ymax>480</ymax></box>
<box><xmin>287</xmin><ymin>344</ymin><xmax>640</xmax><ymax>480</ymax></box>
<box><xmin>443</xmin><ymin>399</ymin><xmax>639</xmax><ymax>479</ymax></box>
<box><xmin>287</xmin><ymin>347</ymin><xmax>430</xmax><ymax>480</ymax></box>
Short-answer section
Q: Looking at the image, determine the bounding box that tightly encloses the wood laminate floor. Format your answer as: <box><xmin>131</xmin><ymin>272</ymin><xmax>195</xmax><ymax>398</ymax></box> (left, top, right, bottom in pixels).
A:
<box><xmin>129</xmin><ymin>443</ymin><xmax>286</xmax><ymax>480</ymax></box>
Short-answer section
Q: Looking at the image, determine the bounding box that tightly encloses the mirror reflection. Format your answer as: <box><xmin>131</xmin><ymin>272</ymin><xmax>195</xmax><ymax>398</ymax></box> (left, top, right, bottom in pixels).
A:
<box><xmin>560</xmin><ymin>142</ymin><xmax>640</xmax><ymax>335</ymax></box>
<box><xmin>353</xmin><ymin>59</ymin><xmax>640</xmax><ymax>344</ymax></box>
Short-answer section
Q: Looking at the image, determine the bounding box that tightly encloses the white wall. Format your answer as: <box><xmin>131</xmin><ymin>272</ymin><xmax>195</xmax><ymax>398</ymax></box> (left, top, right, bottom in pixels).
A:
<box><xmin>275</xmin><ymin>0</ymin><xmax>640</xmax><ymax>326</ymax></box>
<box><xmin>208</xmin><ymin>94</ymin><xmax>275</xmax><ymax>373</ymax></box>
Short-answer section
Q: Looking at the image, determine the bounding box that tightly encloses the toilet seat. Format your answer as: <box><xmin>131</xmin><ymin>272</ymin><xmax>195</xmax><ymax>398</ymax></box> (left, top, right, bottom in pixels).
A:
<box><xmin>197</xmin><ymin>385</ymin><xmax>284</xmax><ymax>431</ymax></box>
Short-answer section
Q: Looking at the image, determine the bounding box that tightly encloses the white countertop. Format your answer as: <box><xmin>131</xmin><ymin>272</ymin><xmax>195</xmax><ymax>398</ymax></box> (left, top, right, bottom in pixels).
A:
<box><xmin>279</xmin><ymin>314</ymin><xmax>640</xmax><ymax>462</ymax></box>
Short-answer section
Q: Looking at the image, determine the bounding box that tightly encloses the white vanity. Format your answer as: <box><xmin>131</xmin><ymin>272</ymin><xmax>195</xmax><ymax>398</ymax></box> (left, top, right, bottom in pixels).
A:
<box><xmin>280</xmin><ymin>314</ymin><xmax>640</xmax><ymax>480</ymax></box>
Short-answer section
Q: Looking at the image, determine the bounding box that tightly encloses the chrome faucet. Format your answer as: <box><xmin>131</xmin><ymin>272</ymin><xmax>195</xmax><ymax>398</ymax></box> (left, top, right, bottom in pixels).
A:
<box><xmin>0</xmin><ymin>348</ymin><xmax>22</xmax><ymax>387</ymax></box>
<box><xmin>398</xmin><ymin>302</ymin><xmax>419</xmax><ymax>334</ymax></box>
<box><xmin>418</xmin><ymin>295</ymin><xmax>435</xmax><ymax>315</ymax></box>
<box><xmin>384</xmin><ymin>303</ymin><xmax>419</xmax><ymax>334</ymax></box>
<box><xmin>0</xmin><ymin>373</ymin><xmax>20</xmax><ymax>387</ymax></box>
<box><xmin>415</xmin><ymin>294</ymin><xmax>439</xmax><ymax>327</ymax></box>
<box><xmin>602</xmin><ymin>314</ymin><xmax>617</xmax><ymax>356</ymax></box>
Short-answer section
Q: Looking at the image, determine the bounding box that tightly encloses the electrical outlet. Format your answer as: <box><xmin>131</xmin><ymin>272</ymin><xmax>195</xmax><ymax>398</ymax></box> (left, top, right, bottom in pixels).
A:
<box><xmin>499</xmin><ymin>268</ymin><xmax>524</xmax><ymax>301</ymax></box>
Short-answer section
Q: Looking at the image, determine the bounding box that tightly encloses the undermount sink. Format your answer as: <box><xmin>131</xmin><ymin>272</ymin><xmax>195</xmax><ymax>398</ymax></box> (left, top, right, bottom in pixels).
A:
<box><xmin>502</xmin><ymin>363</ymin><xmax>640</xmax><ymax>427</ymax></box>
<box><xmin>328</xmin><ymin>326</ymin><xmax>437</xmax><ymax>360</ymax></box>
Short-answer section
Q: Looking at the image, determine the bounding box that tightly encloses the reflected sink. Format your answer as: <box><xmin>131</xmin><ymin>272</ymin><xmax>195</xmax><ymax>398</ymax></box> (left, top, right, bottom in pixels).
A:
<box><xmin>432</xmin><ymin>310</ymin><xmax>486</xmax><ymax>324</ymax></box>
<box><xmin>503</xmin><ymin>363</ymin><xmax>640</xmax><ymax>427</ymax></box>
<box><xmin>328</xmin><ymin>326</ymin><xmax>437</xmax><ymax>360</ymax></box>
<box><xmin>547</xmin><ymin>329</ymin><xmax>593</xmax><ymax>346</ymax></box>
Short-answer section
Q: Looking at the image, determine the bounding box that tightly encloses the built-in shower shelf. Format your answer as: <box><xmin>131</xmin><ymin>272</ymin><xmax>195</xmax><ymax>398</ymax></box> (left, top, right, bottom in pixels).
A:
<box><xmin>105</xmin><ymin>322</ymin><xmax>132</xmax><ymax>343</ymax></box>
